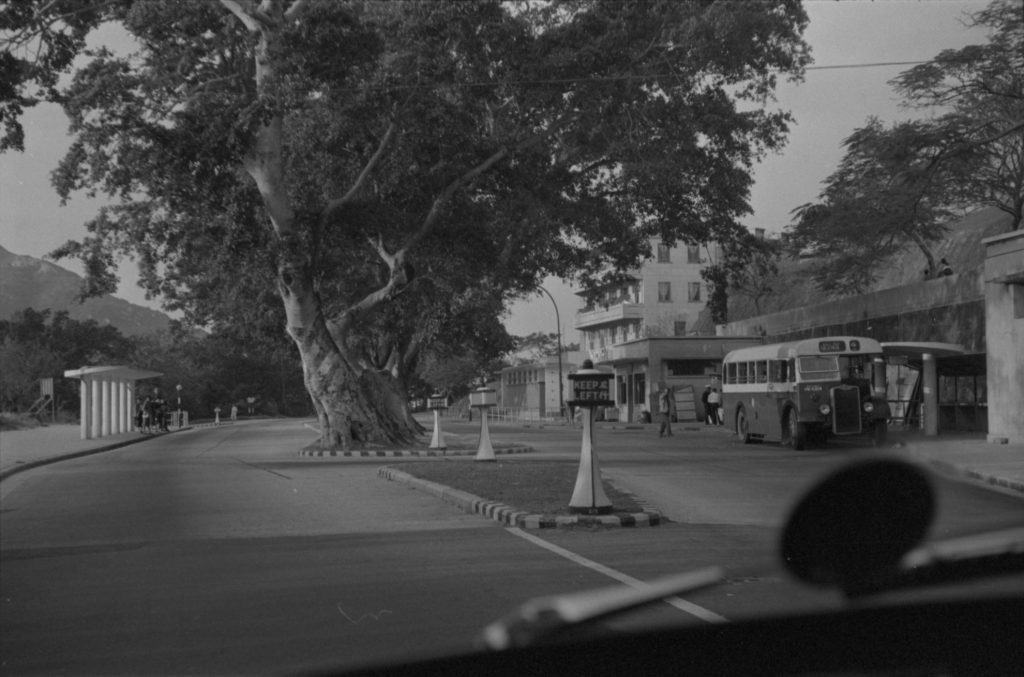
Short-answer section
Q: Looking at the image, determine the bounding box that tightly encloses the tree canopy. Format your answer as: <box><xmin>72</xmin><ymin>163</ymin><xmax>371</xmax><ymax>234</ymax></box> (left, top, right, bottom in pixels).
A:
<box><xmin>786</xmin><ymin>0</ymin><xmax>1023</xmax><ymax>296</ymax></box>
<box><xmin>3</xmin><ymin>0</ymin><xmax>811</xmax><ymax>447</ymax></box>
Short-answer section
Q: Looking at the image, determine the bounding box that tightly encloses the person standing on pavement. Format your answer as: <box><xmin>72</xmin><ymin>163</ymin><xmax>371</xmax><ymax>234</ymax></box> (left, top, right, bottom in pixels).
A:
<box><xmin>707</xmin><ymin>387</ymin><xmax>722</xmax><ymax>425</ymax></box>
<box><xmin>657</xmin><ymin>383</ymin><xmax>673</xmax><ymax>437</ymax></box>
<box><xmin>701</xmin><ymin>385</ymin><xmax>712</xmax><ymax>425</ymax></box>
<box><xmin>149</xmin><ymin>391</ymin><xmax>168</xmax><ymax>432</ymax></box>
<box><xmin>140</xmin><ymin>396</ymin><xmax>152</xmax><ymax>433</ymax></box>
<box><xmin>135</xmin><ymin>397</ymin><xmax>145</xmax><ymax>433</ymax></box>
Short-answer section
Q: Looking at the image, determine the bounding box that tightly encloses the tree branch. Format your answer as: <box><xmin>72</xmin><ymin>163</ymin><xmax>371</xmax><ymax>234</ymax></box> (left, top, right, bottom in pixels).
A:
<box><xmin>219</xmin><ymin>0</ymin><xmax>273</xmax><ymax>33</ymax></box>
<box><xmin>322</xmin><ymin>120</ymin><xmax>397</xmax><ymax>222</ymax></box>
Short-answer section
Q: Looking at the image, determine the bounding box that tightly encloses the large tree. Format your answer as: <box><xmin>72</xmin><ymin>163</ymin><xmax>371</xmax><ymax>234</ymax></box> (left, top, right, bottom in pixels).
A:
<box><xmin>787</xmin><ymin>0</ymin><xmax>1023</xmax><ymax>295</ymax></box>
<box><xmin>4</xmin><ymin>0</ymin><xmax>809</xmax><ymax>449</ymax></box>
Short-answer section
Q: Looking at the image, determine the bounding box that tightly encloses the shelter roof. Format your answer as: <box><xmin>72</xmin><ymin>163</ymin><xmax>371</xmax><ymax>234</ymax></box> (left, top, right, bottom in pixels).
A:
<box><xmin>64</xmin><ymin>365</ymin><xmax>163</xmax><ymax>381</ymax></box>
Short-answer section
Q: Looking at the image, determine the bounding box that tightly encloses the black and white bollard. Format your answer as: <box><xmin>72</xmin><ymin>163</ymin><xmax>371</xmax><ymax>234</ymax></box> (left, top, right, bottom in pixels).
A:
<box><xmin>567</xmin><ymin>360</ymin><xmax>614</xmax><ymax>514</ymax></box>
<box><xmin>469</xmin><ymin>387</ymin><xmax>498</xmax><ymax>462</ymax></box>
<box><xmin>427</xmin><ymin>392</ymin><xmax>447</xmax><ymax>452</ymax></box>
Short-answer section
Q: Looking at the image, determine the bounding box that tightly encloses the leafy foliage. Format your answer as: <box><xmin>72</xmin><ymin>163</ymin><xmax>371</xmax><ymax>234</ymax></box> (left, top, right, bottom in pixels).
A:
<box><xmin>5</xmin><ymin>0</ymin><xmax>811</xmax><ymax>441</ymax></box>
<box><xmin>0</xmin><ymin>308</ymin><xmax>135</xmax><ymax>411</ymax></box>
<box><xmin>786</xmin><ymin>0</ymin><xmax>1023</xmax><ymax>295</ymax></box>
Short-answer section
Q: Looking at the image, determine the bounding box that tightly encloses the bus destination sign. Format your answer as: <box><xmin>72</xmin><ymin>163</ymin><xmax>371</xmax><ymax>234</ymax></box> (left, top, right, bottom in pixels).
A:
<box><xmin>818</xmin><ymin>340</ymin><xmax>846</xmax><ymax>353</ymax></box>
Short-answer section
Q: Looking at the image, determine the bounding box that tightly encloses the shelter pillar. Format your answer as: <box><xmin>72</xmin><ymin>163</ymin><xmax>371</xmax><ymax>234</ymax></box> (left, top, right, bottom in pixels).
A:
<box><xmin>101</xmin><ymin>378</ymin><xmax>112</xmax><ymax>437</ymax></box>
<box><xmin>112</xmin><ymin>380</ymin><xmax>122</xmax><ymax>434</ymax></box>
<box><xmin>121</xmin><ymin>380</ymin><xmax>130</xmax><ymax>432</ymax></box>
<box><xmin>922</xmin><ymin>353</ymin><xmax>938</xmax><ymax>437</ymax></box>
<box><xmin>90</xmin><ymin>377</ymin><xmax>102</xmax><ymax>440</ymax></box>
<box><xmin>80</xmin><ymin>377</ymin><xmax>91</xmax><ymax>440</ymax></box>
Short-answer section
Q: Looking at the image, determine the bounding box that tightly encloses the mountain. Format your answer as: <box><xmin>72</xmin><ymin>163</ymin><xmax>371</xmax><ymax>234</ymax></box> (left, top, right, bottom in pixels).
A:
<box><xmin>0</xmin><ymin>245</ymin><xmax>173</xmax><ymax>336</ymax></box>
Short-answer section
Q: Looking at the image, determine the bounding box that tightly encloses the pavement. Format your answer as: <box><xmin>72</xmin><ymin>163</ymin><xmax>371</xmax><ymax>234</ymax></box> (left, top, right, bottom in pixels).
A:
<box><xmin>3</xmin><ymin>420</ymin><xmax>1022</xmax><ymax>510</ymax></box>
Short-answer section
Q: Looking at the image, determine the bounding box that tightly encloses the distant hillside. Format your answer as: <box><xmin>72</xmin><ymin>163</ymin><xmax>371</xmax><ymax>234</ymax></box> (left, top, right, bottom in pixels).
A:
<box><xmin>0</xmin><ymin>245</ymin><xmax>172</xmax><ymax>336</ymax></box>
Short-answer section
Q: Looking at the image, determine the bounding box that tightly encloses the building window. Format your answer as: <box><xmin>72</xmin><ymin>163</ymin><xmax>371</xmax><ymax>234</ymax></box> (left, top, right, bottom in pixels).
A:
<box><xmin>673</xmin><ymin>321</ymin><xmax>687</xmax><ymax>336</ymax></box>
<box><xmin>658</xmin><ymin>281</ymin><xmax>672</xmax><ymax>302</ymax></box>
<box><xmin>687</xmin><ymin>245</ymin><xmax>700</xmax><ymax>264</ymax></box>
<box><xmin>688</xmin><ymin>281</ymin><xmax>701</xmax><ymax>302</ymax></box>
<box><xmin>657</xmin><ymin>243</ymin><xmax>671</xmax><ymax>263</ymax></box>
<box><xmin>666</xmin><ymin>359</ymin><xmax>720</xmax><ymax>376</ymax></box>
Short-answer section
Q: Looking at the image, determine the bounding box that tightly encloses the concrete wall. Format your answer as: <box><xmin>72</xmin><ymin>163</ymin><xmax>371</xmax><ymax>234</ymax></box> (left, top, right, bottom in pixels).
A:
<box><xmin>721</xmin><ymin>270</ymin><xmax>985</xmax><ymax>351</ymax></box>
<box><xmin>983</xmin><ymin>230</ymin><xmax>1024</xmax><ymax>444</ymax></box>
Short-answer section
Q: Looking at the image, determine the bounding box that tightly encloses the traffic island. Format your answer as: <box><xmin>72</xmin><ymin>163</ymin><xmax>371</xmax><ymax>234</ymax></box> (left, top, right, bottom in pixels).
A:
<box><xmin>300</xmin><ymin>445</ymin><xmax>533</xmax><ymax>458</ymax></box>
<box><xmin>378</xmin><ymin>461</ymin><xmax>664</xmax><ymax>529</ymax></box>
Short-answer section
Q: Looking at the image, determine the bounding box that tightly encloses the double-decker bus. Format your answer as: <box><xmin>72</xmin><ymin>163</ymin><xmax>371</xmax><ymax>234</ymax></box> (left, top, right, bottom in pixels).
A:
<box><xmin>720</xmin><ymin>336</ymin><xmax>890</xmax><ymax>449</ymax></box>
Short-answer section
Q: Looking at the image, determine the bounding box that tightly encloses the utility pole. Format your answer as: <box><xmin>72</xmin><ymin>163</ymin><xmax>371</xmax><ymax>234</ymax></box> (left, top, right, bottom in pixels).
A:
<box><xmin>538</xmin><ymin>286</ymin><xmax>565</xmax><ymax>424</ymax></box>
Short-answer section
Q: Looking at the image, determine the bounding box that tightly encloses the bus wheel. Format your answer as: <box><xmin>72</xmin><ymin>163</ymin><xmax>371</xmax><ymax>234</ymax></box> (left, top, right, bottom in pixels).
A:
<box><xmin>736</xmin><ymin>407</ymin><xmax>753</xmax><ymax>444</ymax></box>
<box><xmin>786</xmin><ymin>408</ymin><xmax>807</xmax><ymax>451</ymax></box>
<box><xmin>871</xmin><ymin>421</ymin><xmax>888</xmax><ymax>447</ymax></box>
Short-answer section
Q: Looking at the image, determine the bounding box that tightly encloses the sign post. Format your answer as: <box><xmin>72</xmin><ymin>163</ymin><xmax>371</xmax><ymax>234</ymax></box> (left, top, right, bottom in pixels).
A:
<box><xmin>469</xmin><ymin>387</ymin><xmax>498</xmax><ymax>461</ymax></box>
<box><xmin>427</xmin><ymin>392</ymin><xmax>448</xmax><ymax>452</ymax></box>
<box><xmin>567</xmin><ymin>360</ymin><xmax>614</xmax><ymax>514</ymax></box>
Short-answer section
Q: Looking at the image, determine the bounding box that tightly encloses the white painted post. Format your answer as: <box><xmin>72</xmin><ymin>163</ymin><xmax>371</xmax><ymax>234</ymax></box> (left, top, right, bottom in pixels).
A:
<box><xmin>922</xmin><ymin>352</ymin><xmax>939</xmax><ymax>437</ymax></box>
<box><xmin>80</xmin><ymin>377</ymin><xmax>91</xmax><ymax>440</ymax></box>
<box><xmin>569</xmin><ymin>406</ymin><xmax>612</xmax><ymax>513</ymax></box>
<box><xmin>101</xmin><ymin>378</ymin><xmax>112</xmax><ymax>437</ymax></box>
<box><xmin>90</xmin><ymin>377</ymin><xmax>102</xmax><ymax>440</ymax></box>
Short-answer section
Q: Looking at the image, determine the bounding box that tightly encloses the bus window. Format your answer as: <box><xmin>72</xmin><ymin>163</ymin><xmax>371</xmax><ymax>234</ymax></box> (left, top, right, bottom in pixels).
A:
<box><xmin>755</xmin><ymin>361</ymin><xmax>768</xmax><ymax>383</ymax></box>
<box><xmin>770</xmin><ymin>360</ymin><xmax>788</xmax><ymax>383</ymax></box>
<box><xmin>738</xmin><ymin>363</ymin><xmax>749</xmax><ymax>384</ymax></box>
<box><xmin>789</xmin><ymin>359</ymin><xmax>796</xmax><ymax>383</ymax></box>
<box><xmin>725</xmin><ymin>362</ymin><xmax>736</xmax><ymax>385</ymax></box>
<box><xmin>798</xmin><ymin>355</ymin><xmax>839</xmax><ymax>381</ymax></box>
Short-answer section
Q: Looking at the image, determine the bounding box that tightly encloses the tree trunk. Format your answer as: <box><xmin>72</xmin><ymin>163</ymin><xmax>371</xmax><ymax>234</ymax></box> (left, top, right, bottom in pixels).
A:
<box><xmin>279</xmin><ymin>257</ymin><xmax>419</xmax><ymax>450</ymax></box>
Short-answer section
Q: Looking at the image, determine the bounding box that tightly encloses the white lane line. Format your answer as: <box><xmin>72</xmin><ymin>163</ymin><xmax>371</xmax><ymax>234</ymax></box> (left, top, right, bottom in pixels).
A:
<box><xmin>506</xmin><ymin>527</ymin><xmax>727</xmax><ymax>624</ymax></box>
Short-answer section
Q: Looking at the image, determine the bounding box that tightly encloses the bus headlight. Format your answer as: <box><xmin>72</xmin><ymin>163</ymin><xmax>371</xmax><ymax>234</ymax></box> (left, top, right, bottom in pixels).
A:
<box><xmin>863</xmin><ymin>401</ymin><xmax>875</xmax><ymax>413</ymax></box>
<box><xmin>818</xmin><ymin>404</ymin><xmax>831</xmax><ymax>416</ymax></box>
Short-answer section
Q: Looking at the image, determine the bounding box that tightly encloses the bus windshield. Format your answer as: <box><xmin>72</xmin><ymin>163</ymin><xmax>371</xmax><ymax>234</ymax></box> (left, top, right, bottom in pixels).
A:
<box><xmin>798</xmin><ymin>355</ymin><xmax>839</xmax><ymax>381</ymax></box>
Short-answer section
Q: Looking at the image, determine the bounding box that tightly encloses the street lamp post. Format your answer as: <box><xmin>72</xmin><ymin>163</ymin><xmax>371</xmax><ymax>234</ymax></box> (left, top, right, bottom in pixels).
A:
<box><xmin>537</xmin><ymin>286</ymin><xmax>565</xmax><ymax>424</ymax></box>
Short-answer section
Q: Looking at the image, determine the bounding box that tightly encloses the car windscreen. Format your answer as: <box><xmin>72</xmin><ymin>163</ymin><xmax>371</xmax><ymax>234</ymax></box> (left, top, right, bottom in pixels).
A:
<box><xmin>798</xmin><ymin>355</ymin><xmax>840</xmax><ymax>381</ymax></box>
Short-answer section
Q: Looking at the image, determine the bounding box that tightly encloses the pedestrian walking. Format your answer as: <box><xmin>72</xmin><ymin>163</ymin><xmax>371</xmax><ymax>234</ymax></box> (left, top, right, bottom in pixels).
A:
<box><xmin>657</xmin><ymin>383</ymin><xmax>673</xmax><ymax>437</ymax></box>
<box><xmin>707</xmin><ymin>387</ymin><xmax>721</xmax><ymax>425</ymax></box>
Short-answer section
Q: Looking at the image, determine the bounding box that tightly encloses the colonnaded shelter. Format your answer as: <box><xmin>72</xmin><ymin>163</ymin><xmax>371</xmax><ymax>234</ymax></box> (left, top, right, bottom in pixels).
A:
<box><xmin>63</xmin><ymin>366</ymin><xmax>163</xmax><ymax>440</ymax></box>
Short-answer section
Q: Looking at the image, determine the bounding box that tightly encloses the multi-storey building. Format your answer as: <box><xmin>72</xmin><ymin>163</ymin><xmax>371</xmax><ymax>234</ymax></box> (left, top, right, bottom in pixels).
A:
<box><xmin>574</xmin><ymin>239</ymin><xmax>716</xmax><ymax>364</ymax></box>
<box><xmin>572</xmin><ymin>238</ymin><xmax>760</xmax><ymax>423</ymax></box>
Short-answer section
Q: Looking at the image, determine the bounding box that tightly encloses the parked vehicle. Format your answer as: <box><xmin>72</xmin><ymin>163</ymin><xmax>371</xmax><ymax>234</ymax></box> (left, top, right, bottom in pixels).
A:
<box><xmin>720</xmin><ymin>336</ymin><xmax>890</xmax><ymax>449</ymax></box>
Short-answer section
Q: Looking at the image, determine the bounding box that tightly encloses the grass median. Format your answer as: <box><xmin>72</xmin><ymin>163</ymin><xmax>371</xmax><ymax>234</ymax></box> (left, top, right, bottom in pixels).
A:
<box><xmin>394</xmin><ymin>460</ymin><xmax>647</xmax><ymax>516</ymax></box>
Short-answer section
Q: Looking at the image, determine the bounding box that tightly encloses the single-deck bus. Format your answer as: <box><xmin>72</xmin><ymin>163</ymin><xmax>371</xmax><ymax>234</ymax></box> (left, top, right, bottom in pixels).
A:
<box><xmin>720</xmin><ymin>336</ymin><xmax>890</xmax><ymax>449</ymax></box>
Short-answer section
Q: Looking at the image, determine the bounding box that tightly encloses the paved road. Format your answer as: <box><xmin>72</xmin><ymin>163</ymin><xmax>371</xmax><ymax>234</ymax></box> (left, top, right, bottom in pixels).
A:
<box><xmin>2</xmin><ymin>420</ymin><xmax>1020</xmax><ymax>675</ymax></box>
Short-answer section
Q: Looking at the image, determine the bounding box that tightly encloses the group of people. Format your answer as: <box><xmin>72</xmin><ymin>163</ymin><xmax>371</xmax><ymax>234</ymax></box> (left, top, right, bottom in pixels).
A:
<box><xmin>136</xmin><ymin>390</ymin><xmax>170</xmax><ymax>433</ymax></box>
<box><xmin>702</xmin><ymin>385</ymin><xmax>722</xmax><ymax>426</ymax></box>
<box><xmin>655</xmin><ymin>382</ymin><xmax>723</xmax><ymax>437</ymax></box>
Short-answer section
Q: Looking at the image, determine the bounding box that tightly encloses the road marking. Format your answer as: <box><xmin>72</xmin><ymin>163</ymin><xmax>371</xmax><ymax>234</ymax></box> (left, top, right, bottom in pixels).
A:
<box><xmin>506</xmin><ymin>527</ymin><xmax>727</xmax><ymax>624</ymax></box>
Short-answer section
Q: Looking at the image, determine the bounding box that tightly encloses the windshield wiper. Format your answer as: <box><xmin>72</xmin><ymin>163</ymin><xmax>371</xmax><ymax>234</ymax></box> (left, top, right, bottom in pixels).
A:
<box><xmin>479</xmin><ymin>566</ymin><xmax>725</xmax><ymax>650</ymax></box>
<box><xmin>845</xmin><ymin>527</ymin><xmax>1024</xmax><ymax>597</ymax></box>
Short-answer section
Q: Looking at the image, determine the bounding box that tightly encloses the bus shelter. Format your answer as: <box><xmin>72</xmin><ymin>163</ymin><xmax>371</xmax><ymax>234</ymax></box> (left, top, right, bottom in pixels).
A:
<box><xmin>881</xmin><ymin>342</ymin><xmax>970</xmax><ymax>437</ymax></box>
<box><xmin>63</xmin><ymin>366</ymin><xmax>163</xmax><ymax>440</ymax></box>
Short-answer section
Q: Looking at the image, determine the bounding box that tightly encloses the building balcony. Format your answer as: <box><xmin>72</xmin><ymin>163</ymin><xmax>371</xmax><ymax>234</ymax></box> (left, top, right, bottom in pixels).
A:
<box><xmin>574</xmin><ymin>302</ymin><xmax>644</xmax><ymax>330</ymax></box>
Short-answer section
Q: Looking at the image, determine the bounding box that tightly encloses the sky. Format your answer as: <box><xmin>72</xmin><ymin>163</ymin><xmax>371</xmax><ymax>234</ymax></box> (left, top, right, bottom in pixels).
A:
<box><xmin>0</xmin><ymin>0</ymin><xmax>993</xmax><ymax>341</ymax></box>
